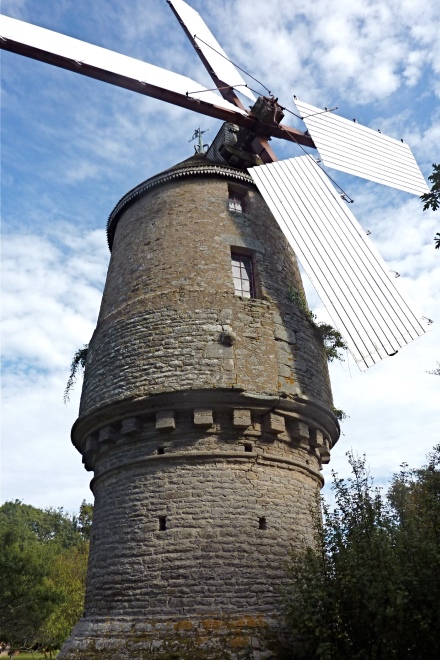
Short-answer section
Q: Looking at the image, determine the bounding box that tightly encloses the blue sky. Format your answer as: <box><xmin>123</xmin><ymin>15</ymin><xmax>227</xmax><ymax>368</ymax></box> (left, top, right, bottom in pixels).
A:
<box><xmin>1</xmin><ymin>0</ymin><xmax>439</xmax><ymax>512</ymax></box>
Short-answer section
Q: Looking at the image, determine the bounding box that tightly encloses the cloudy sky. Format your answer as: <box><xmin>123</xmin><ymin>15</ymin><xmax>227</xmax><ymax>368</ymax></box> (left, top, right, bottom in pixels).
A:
<box><xmin>1</xmin><ymin>0</ymin><xmax>439</xmax><ymax>513</ymax></box>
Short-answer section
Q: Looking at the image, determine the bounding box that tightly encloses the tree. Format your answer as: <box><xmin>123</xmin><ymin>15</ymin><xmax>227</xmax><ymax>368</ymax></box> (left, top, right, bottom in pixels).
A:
<box><xmin>75</xmin><ymin>500</ymin><xmax>94</xmax><ymax>541</ymax></box>
<box><xmin>0</xmin><ymin>517</ymin><xmax>61</xmax><ymax>653</ymax></box>
<box><xmin>420</xmin><ymin>163</ymin><xmax>440</xmax><ymax>248</ymax></box>
<box><xmin>0</xmin><ymin>500</ymin><xmax>84</xmax><ymax>549</ymax></box>
<box><xmin>282</xmin><ymin>447</ymin><xmax>440</xmax><ymax>659</ymax></box>
<box><xmin>0</xmin><ymin>501</ymin><xmax>92</xmax><ymax>654</ymax></box>
<box><xmin>38</xmin><ymin>545</ymin><xmax>89</xmax><ymax>650</ymax></box>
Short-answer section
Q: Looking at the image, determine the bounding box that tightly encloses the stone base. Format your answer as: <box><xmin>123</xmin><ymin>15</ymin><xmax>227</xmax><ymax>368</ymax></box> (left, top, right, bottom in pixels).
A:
<box><xmin>58</xmin><ymin>615</ymin><xmax>278</xmax><ymax>659</ymax></box>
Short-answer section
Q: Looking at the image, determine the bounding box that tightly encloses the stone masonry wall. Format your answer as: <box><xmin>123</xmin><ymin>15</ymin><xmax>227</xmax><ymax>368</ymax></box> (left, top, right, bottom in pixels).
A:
<box><xmin>79</xmin><ymin>173</ymin><xmax>333</xmax><ymax>418</ymax></box>
<box><xmin>64</xmin><ymin>163</ymin><xmax>339</xmax><ymax>659</ymax></box>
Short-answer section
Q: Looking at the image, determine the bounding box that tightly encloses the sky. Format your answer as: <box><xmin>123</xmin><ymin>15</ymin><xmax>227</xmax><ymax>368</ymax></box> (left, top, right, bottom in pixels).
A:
<box><xmin>1</xmin><ymin>0</ymin><xmax>439</xmax><ymax>513</ymax></box>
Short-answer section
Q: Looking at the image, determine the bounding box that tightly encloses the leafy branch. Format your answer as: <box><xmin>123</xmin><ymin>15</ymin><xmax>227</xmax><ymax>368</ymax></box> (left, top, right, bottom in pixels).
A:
<box><xmin>288</xmin><ymin>287</ymin><xmax>347</xmax><ymax>362</ymax></box>
<box><xmin>64</xmin><ymin>345</ymin><xmax>89</xmax><ymax>404</ymax></box>
<box><xmin>332</xmin><ymin>406</ymin><xmax>349</xmax><ymax>421</ymax></box>
<box><xmin>421</xmin><ymin>163</ymin><xmax>440</xmax><ymax>213</ymax></box>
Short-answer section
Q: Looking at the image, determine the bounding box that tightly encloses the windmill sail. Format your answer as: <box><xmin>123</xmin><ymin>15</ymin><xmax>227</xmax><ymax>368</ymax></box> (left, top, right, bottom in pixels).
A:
<box><xmin>168</xmin><ymin>0</ymin><xmax>256</xmax><ymax>103</ymax></box>
<box><xmin>294</xmin><ymin>100</ymin><xmax>429</xmax><ymax>196</ymax></box>
<box><xmin>0</xmin><ymin>13</ymin><xmax>314</xmax><ymax>148</ymax></box>
<box><xmin>0</xmin><ymin>14</ymin><xmax>248</xmax><ymax>121</ymax></box>
<box><xmin>249</xmin><ymin>156</ymin><xmax>430</xmax><ymax>370</ymax></box>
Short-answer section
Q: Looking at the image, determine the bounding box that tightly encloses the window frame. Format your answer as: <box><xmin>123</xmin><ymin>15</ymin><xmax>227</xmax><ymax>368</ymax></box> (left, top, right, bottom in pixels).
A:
<box><xmin>228</xmin><ymin>187</ymin><xmax>246</xmax><ymax>213</ymax></box>
<box><xmin>231</xmin><ymin>250</ymin><xmax>256</xmax><ymax>299</ymax></box>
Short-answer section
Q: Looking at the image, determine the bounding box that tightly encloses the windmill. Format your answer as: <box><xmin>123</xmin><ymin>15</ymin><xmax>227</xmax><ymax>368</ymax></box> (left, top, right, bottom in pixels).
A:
<box><xmin>1</xmin><ymin>3</ymin><xmax>436</xmax><ymax>657</ymax></box>
<box><xmin>0</xmin><ymin>0</ymin><xmax>432</xmax><ymax>373</ymax></box>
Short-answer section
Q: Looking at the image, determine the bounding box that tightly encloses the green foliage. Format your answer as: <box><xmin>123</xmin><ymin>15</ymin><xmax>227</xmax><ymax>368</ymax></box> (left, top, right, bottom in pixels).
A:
<box><xmin>331</xmin><ymin>407</ymin><xmax>348</xmax><ymax>421</ymax></box>
<box><xmin>0</xmin><ymin>501</ymin><xmax>92</xmax><ymax>654</ymax></box>
<box><xmin>64</xmin><ymin>344</ymin><xmax>89</xmax><ymax>403</ymax></box>
<box><xmin>420</xmin><ymin>163</ymin><xmax>440</xmax><ymax>250</ymax></box>
<box><xmin>75</xmin><ymin>500</ymin><xmax>93</xmax><ymax>541</ymax></box>
<box><xmin>283</xmin><ymin>447</ymin><xmax>440</xmax><ymax>659</ymax></box>
<box><xmin>421</xmin><ymin>163</ymin><xmax>440</xmax><ymax>213</ymax></box>
<box><xmin>38</xmin><ymin>545</ymin><xmax>88</xmax><ymax>650</ymax></box>
<box><xmin>287</xmin><ymin>288</ymin><xmax>347</xmax><ymax>362</ymax></box>
<box><xmin>0</xmin><ymin>517</ymin><xmax>61</xmax><ymax>653</ymax></box>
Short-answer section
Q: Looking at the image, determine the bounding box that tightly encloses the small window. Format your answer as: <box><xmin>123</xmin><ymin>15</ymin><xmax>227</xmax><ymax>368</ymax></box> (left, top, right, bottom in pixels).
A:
<box><xmin>229</xmin><ymin>189</ymin><xmax>245</xmax><ymax>213</ymax></box>
<box><xmin>231</xmin><ymin>252</ymin><xmax>255</xmax><ymax>298</ymax></box>
<box><xmin>259</xmin><ymin>517</ymin><xmax>267</xmax><ymax>530</ymax></box>
<box><xmin>158</xmin><ymin>516</ymin><xmax>167</xmax><ymax>531</ymax></box>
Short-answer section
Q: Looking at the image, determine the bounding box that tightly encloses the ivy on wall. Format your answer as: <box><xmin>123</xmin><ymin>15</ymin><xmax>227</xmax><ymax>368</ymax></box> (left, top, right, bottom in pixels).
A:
<box><xmin>288</xmin><ymin>287</ymin><xmax>347</xmax><ymax>363</ymax></box>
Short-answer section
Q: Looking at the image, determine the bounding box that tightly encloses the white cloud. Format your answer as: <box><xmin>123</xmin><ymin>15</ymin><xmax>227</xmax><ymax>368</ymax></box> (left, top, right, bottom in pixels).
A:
<box><xmin>1</xmin><ymin>0</ymin><xmax>439</xmax><ymax>513</ymax></box>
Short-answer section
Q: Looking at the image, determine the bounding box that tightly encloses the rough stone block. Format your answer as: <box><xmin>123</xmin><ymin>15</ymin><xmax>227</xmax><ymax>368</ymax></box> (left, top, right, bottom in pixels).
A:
<box><xmin>233</xmin><ymin>409</ymin><xmax>252</xmax><ymax>428</ymax></box>
<box><xmin>265</xmin><ymin>412</ymin><xmax>285</xmax><ymax>434</ymax></box>
<box><xmin>309</xmin><ymin>429</ymin><xmax>324</xmax><ymax>448</ymax></box>
<box><xmin>83</xmin><ymin>434</ymin><xmax>98</xmax><ymax>471</ymax></box>
<box><xmin>204</xmin><ymin>343</ymin><xmax>233</xmax><ymax>358</ymax></box>
<box><xmin>99</xmin><ymin>425</ymin><xmax>118</xmax><ymax>444</ymax></box>
<box><xmin>156</xmin><ymin>410</ymin><xmax>175</xmax><ymax>431</ymax></box>
<box><xmin>278</xmin><ymin>363</ymin><xmax>292</xmax><ymax>377</ymax></box>
<box><xmin>121</xmin><ymin>417</ymin><xmax>142</xmax><ymax>436</ymax></box>
<box><xmin>289</xmin><ymin>420</ymin><xmax>310</xmax><ymax>448</ymax></box>
<box><xmin>218</xmin><ymin>308</ymin><xmax>232</xmax><ymax>323</ymax></box>
<box><xmin>313</xmin><ymin>432</ymin><xmax>331</xmax><ymax>463</ymax></box>
<box><xmin>193</xmin><ymin>408</ymin><xmax>214</xmax><ymax>426</ymax></box>
<box><xmin>274</xmin><ymin>323</ymin><xmax>296</xmax><ymax>344</ymax></box>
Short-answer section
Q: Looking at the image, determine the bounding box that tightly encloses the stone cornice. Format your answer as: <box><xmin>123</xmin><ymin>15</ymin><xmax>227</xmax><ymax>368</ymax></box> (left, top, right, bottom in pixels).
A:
<box><xmin>71</xmin><ymin>388</ymin><xmax>339</xmax><ymax>478</ymax></box>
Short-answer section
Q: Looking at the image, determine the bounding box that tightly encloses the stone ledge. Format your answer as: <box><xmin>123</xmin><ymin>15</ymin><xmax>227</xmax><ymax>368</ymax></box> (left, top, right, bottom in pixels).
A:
<box><xmin>74</xmin><ymin>389</ymin><xmax>339</xmax><ymax>474</ymax></box>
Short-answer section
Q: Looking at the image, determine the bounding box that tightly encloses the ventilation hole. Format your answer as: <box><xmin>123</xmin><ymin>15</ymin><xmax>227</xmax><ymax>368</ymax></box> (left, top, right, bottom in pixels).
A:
<box><xmin>157</xmin><ymin>447</ymin><xmax>165</xmax><ymax>455</ymax></box>
<box><xmin>259</xmin><ymin>517</ymin><xmax>267</xmax><ymax>530</ymax></box>
<box><xmin>244</xmin><ymin>443</ymin><xmax>252</xmax><ymax>452</ymax></box>
<box><xmin>158</xmin><ymin>516</ymin><xmax>167</xmax><ymax>531</ymax></box>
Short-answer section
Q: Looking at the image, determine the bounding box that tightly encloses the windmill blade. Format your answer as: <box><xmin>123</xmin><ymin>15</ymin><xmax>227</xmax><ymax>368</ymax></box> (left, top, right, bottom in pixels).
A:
<box><xmin>294</xmin><ymin>99</ymin><xmax>429</xmax><ymax>196</ymax></box>
<box><xmin>0</xmin><ymin>14</ymin><xmax>249</xmax><ymax>125</ymax></box>
<box><xmin>248</xmin><ymin>156</ymin><xmax>430</xmax><ymax>370</ymax></box>
<box><xmin>168</xmin><ymin>0</ymin><xmax>256</xmax><ymax>105</ymax></box>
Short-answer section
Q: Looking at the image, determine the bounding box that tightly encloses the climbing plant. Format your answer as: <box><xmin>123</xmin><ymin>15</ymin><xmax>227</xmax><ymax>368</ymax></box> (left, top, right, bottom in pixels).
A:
<box><xmin>288</xmin><ymin>287</ymin><xmax>347</xmax><ymax>362</ymax></box>
<box><xmin>64</xmin><ymin>345</ymin><xmax>89</xmax><ymax>403</ymax></box>
<box><xmin>332</xmin><ymin>406</ymin><xmax>349</xmax><ymax>421</ymax></box>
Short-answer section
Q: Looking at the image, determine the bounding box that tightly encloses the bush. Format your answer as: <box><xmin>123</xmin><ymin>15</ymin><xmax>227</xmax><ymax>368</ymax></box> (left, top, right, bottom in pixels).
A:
<box><xmin>283</xmin><ymin>447</ymin><xmax>440</xmax><ymax>659</ymax></box>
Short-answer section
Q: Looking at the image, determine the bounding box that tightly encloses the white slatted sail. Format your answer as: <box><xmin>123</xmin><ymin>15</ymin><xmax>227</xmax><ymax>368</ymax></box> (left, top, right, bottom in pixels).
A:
<box><xmin>248</xmin><ymin>156</ymin><xmax>429</xmax><ymax>370</ymax></box>
<box><xmin>294</xmin><ymin>100</ymin><xmax>429</xmax><ymax>196</ymax></box>
<box><xmin>0</xmin><ymin>14</ymin><xmax>247</xmax><ymax>116</ymax></box>
<box><xmin>168</xmin><ymin>0</ymin><xmax>256</xmax><ymax>102</ymax></box>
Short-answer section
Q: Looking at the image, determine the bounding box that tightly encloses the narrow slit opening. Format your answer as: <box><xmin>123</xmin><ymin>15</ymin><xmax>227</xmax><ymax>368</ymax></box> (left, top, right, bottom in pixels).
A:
<box><xmin>259</xmin><ymin>517</ymin><xmax>267</xmax><ymax>530</ymax></box>
<box><xmin>159</xmin><ymin>516</ymin><xmax>167</xmax><ymax>531</ymax></box>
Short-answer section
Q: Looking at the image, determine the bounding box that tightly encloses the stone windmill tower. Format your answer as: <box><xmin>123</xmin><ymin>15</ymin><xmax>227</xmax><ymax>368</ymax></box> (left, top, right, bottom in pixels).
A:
<box><xmin>2</xmin><ymin>1</ymin><xmax>429</xmax><ymax>657</ymax></box>
<box><xmin>60</xmin><ymin>139</ymin><xmax>339</xmax><ymax>658</ymax></box>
